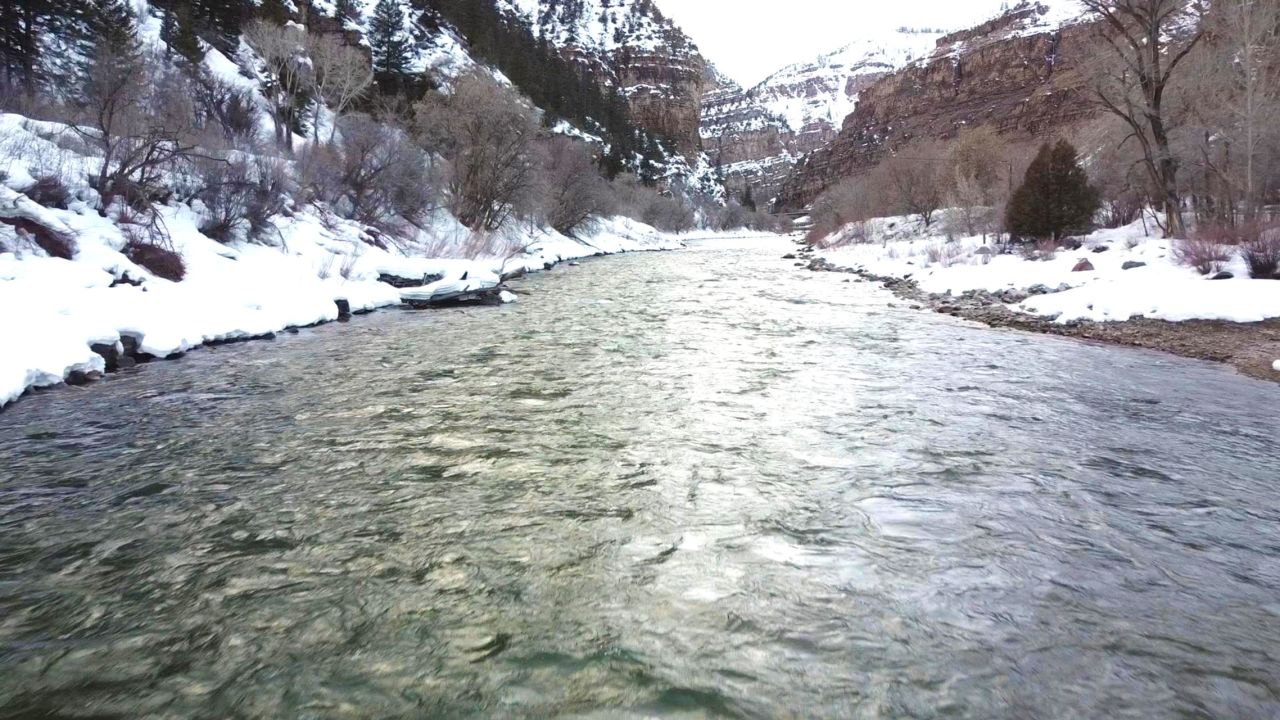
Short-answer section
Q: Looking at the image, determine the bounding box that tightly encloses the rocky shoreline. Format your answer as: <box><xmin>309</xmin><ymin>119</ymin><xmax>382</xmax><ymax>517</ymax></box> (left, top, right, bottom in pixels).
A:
<box><xmin>802</xmin><ymin>253</ymin><xmax>1280</xmax><ymax>384</ymax></box>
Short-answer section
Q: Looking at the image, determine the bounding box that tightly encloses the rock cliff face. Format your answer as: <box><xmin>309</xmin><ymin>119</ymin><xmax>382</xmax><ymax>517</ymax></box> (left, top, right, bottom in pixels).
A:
<box><xmin>700</xmin><ymin>29</ymin><xmax>943</xmax><ymax>202</ymax></box>
<box><xmin>776</xmin><ymin>1</ymin><xmax>1098</xmax><ymax>210</ymax></box>
<box><xmin>498</xmin><ymin>0</ymin><xmax>711</xmax><ymax>155</ymax></box>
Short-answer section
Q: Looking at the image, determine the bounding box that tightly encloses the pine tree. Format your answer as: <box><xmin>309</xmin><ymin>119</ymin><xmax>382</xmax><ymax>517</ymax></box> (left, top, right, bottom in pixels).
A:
<box><xmin>369</xmin><ymin>0</ymin><xmax>410</xmax><ymax>92</ymax></box>
<box><xmin>0</xmin><ymin>0</ymin><xmax>44</xmax><ymax>93</ymax></box>
<box><xmin>257</xmin><ymin>0</ymin><xmax>289</xmax><ymax>24</ymax></box>
<box><xmin>1006</xmin><ymin>140</ymin><xmax>1100</xmax><ymax>242</ymax></box>
<box><xmin>334</xmin><ymin>0</ymin><xmax>362</xmax><ymax>25</ymax></box>
<box><xmin>740</xmin><ymin>185</ymin><xmax>756</xmax><ymax>212</ymax></box>
<box><xmin>158</xmin><ymin>0</ymin><xmax>204</xmax><ymax>66</ymax></box>
<box><xmin>84</xmin><ymin>0</ymin><xmax>141</xmax><ymax>67</ymax></box>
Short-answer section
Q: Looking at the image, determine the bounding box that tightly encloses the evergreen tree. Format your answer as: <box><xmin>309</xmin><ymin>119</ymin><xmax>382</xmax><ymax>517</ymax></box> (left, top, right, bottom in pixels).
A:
<box><xmin>84</xmin><ymin>0</ymin><xmax>141</xmax><ymax>66</ymax></box>
<box><xmin>369</xmin><ymin>0</ymin><xmax>410</xmax><ymax>92</ymax></box>
<box><xmin>740</xmin><ymin>185</ymin><xmax>756</xmax><ymax>212</ymax></box>
<box><xmin>196</xmin><ymin>0</ymin><xmax>252</xmax><ymax>54</ymax></box>
<box><xmin>0</xmin><ymin>0</ymin><xmax>45</xmax><ymax>93</ymax></box>
<box><xmin>257</xmin><ymin>0</ymin><xmax>290</xmax><ymax>24</ymax></box>
<box><xmin>1006</xmin><ymin>140</ymin><xmax>1100</xmax><ymax>242</ymax></box>
<box><xmin>158</xmin><ymin>0</ymin><xmax>204</xmax><ymax>66</ymax></box>
<box><xmin>334</xmin><ymin>0</ymin><xmax>362</xmax><ymax>25</ymax></box>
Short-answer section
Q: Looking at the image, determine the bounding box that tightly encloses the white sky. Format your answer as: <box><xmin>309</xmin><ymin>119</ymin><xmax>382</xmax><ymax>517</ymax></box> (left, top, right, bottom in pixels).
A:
<box><xmin>654</xmin><ymin>0</ymin><xmax>1016</xmax><ymax>87</ymax></box>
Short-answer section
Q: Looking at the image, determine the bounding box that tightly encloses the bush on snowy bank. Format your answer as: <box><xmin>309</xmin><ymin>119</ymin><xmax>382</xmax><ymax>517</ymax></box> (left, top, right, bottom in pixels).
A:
<box><xmin>123</xmin><ymin>239</ymin><xmax>186</xmax><ymax>282</ymax></box>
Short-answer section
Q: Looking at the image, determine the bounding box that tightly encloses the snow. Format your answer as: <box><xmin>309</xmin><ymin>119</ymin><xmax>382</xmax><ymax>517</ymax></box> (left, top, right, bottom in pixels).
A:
<box><xmin>1273</xmin><ymin>359</ymin><xmax>1280</xmax><ymax>372</ymax></box>
<box><xmin>818</xmin><ymin>214</ymin><xmax>1280</xmax><ymax>325</ymax></box>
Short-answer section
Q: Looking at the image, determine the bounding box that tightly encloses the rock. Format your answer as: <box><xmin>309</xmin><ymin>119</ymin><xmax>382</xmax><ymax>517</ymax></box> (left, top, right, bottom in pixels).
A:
<box><xmin>975</xmin><ymin>246</ymin><xmax>993</xmax><ymax>255</ymax></box>
<box><xmin>782</xmin><ymin>253</ymin><xmax>797</xmax><ymax>260</ymax></box>
<box><xmin>1091</xmin><ymin>245</ymin><xmax>1110</xmax><ymax>253</ymax></box>
<box><xmin>65</xmin><ymin>369</ymin><xmax>103</xmax><ymax>386</ymax></box>
<box><xmin>568</xmin><ymin>261</ymin><xmax>581</xmax><ymax>267</ymax></box>
<box><xmin>91</xmin><ymin>342</ymin><xmax>122</xmax><ymax>372</ymax></box>
<box><xmin>1072</xmin><ymin>259</ymin><xmax>1095</xmax><ymax>272</ymax></box>
<box><xmin>1122</xmin><ymin>261</ymin><xmax>1147</xmax><ymax>270</ymax></box>
<box><xmin>378</xmin><ymin>272</ymin><xmax>444</xmax><ymax>289</ymax></box>
<box><xmin>335</xmin><ymin>299</ymin><xmax>352</xmax><ymax>322</ymax></box>
<box><xmin>1056</xmin><ymin>283</ymin><xmax>1072</xmax><ymax>293</ymax></box>
<box><xmin>498</xmin><ymin>290</ymin><xmax>518</xmax><ymax>304</ymax></box>
<box><xmin>1027</xmin><ymin>284</ymin><xmax>1051</xmax><ymax>296</ymax></box>
<box><xmin>1273</xmin><ymin>359</ymin><xmax>1280</xmax><ymax>373</ymax></box>
<box><xmin>1210</xmin><ymin>271</ymin><xmax>1234</xmax><ymax>280</ymax></box>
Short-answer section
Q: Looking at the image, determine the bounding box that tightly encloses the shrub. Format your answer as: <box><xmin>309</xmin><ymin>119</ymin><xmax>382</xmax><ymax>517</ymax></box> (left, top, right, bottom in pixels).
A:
<box><xmin>22</xmin><ymin>175</ymin><xmax>72</xmax><ymax>209</ymax></box>
<box><xmin>1244</xmin><ymin>229</ymin><xmax>1280</xmax><ymax>279</ymax></box>
<box><xmin>925</xmin><ymin>241</ymin><xmax>965</xmax><ymax>267</ymax></box>
<box><xmin>1173</xmin><ymin>237</ymin><xmax>1230</xmax><ymax>275</ymax></box>
<box><xmin>124</xmin><ymin>240</ymin><xmax>186</xmax><ymax>282</ymax></box>
<box><xmin>540</xmin><ymin>136</ymin><xmax>615</xmax><ymax>237</ymax></box>
<box><xmin>0</xmin><ymin>216</ymin><xmax>77</xmax><ymax>259</ymax></box>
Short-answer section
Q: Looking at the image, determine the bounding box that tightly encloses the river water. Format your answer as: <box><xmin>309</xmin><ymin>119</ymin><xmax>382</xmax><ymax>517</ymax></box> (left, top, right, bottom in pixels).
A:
<box><xmin>2</xmin><ymin>236</ymin><xmax>1279</xmax><ymax>718</ymax></box>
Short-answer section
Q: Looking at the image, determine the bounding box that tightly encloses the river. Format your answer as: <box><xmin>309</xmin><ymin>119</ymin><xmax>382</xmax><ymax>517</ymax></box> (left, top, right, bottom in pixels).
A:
<box><xmin>2</xmin><ymin>236</ymin><xmax>1279</xmax><ymax>718</ymax></box>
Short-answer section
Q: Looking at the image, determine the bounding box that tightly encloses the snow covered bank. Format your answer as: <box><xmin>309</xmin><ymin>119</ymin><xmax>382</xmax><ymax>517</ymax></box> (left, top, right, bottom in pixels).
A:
<box><xmin>0</xmin><ymin>198</ymin><xmax>680</xmax><ymax>409</ymax></box>
<box><xmin>817</xmin><ymin>216</ymin><xmax>1280</xmax><ymax>325</ymax></box>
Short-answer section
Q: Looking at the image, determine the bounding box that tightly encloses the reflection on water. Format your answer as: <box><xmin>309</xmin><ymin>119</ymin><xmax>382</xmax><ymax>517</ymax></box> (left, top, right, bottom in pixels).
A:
<box><xmin>2</xmin><ymin>236</ymin><xmax>1280</xmax><ymax>718</ymax></box>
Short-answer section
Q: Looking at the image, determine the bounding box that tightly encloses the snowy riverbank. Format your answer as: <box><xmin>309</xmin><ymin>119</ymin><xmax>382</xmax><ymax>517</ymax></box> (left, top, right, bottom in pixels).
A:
<box><xmin>809</xmin><ymin>215</ymin><xmax>1280</xmax><ymax>381</ymax></box>
<box><xmin>0</xmin><ymin>196</ymin><xmax>682</xmax><ymax>409</ymax></box>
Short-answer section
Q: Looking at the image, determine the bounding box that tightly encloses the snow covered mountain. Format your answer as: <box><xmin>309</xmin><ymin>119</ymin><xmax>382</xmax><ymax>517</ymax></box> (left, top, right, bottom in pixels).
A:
<box><xmin>753</xmin><ymin>29</ymin><xmax>946</xmax><ymax>151</ymax></box>
<box><xmin>701</xmin><ymin>28</ymin><xmax>944</xmax><ymax>202</ymax></box>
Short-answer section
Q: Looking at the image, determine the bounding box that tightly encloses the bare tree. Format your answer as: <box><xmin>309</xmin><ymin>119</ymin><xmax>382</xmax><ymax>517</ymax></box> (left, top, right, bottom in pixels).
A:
<box><xmin>880</xmin><ymin>150</ymin><xmax>949</xmax><ymax>228</ymax></box>
<box><xmin>1201</xmin><ymin>0</ymin><xmax>1280</xmax><ymax>218</ymax></box>
<box><xmin>539</xmin><ymin>136</ymin><xmax>614</xmax><ymax>237</ymax></box>
<box><xmin>949</xmin><ymin>127</ymin><xmax>1007</xmax><ymax>237</ymax></box>
<box><xmin>414</xmin><ymin>70</ymin><xmax>541</xmax><ymax>231</ymax></box>
<box><xmin>1083</xmin><ymin>0</ymin><xmax>1206</xmax><ymax>237</ymax></box>
<box><xmin>243</xmin><ymin>20</ymin><xmax>312</xmax><ymax>153</ymax></box>
<box><xmin>73</xmin><ymin>47</ymin><xmax>199</xmax><ymax>211</ymax></box>
<box><xmin>307</xmin><ymin>33</ymin><xmax>373</xmax><ymax>144</ymax></box>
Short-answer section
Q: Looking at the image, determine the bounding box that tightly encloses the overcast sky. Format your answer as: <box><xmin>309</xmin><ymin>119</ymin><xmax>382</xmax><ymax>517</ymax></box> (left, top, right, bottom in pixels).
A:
<box><xmin>653</xmin><ymin>0</ymin><xmax>1014</xmax><ymax>87</ymax></box>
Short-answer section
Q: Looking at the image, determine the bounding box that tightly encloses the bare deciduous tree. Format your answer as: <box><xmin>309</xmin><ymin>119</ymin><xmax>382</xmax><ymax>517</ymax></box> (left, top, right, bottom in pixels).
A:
<box><xmin>881</xmin><ymin>150</ymin><xmax>949</xmax><ymax>228</ymax></box>
<box><xmin>307</xmin><ymin>33</ymin><xmax>373</xmax><ymax>144</ymax></box>
<box><xmin>1083</xmin><ymin>0</ymin><xmax>1206</xmax><ymax>237</ymax></box>
<box><xmin>243</xmin><ymin>20</ymin><xmax>312</xmax><ymax>153</ymax></box>
<box><xmin>73</xmin><ymin>47</ymin><xmax>199</xmax><ymax>212</ymax></box>
<box><xmin>539</xmin><ymin>136</ymin><xmax>614</xmax><ymax>237</ymax></box>
<box><xmin>1199</xmin><ymin>0</ymin><xmax>1280</xmax><ymax>218</ymax></box>
<box><xmin>414</xmin><ymin>70</ymin><xmax>541</xmax><ymax>231</ymax></box>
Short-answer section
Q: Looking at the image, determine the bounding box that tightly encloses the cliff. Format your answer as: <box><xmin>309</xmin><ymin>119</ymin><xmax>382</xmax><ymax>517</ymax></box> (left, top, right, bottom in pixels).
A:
<box><xmin>700</xmin><ymin>29</ymin><xmax>943</xmax><ymax>202</ymax></box>
<box><xmin>498</xmin><ymin>0</ymin><xmax>712</xmax><ymax>155</ymax></box>
<box><xmin>776</xmin><ymin>1</ymin><xmax>1098</xmax><ymax>210</ymax></box>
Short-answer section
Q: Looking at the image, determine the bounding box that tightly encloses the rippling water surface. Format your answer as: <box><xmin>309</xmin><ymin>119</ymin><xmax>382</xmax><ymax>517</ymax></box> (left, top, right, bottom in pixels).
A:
<box><xmin>3</xmin><ymin>236</ymin><xmax>1280</xmax><ymax>718</ymax></box>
